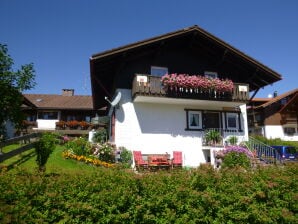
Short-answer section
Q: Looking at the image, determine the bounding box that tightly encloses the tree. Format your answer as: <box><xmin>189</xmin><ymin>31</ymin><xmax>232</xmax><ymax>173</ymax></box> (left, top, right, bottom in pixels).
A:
<box><xmin>0</xmin><ymin>44</ymin><xmax>36</xmax><ymax>139</ymax></box>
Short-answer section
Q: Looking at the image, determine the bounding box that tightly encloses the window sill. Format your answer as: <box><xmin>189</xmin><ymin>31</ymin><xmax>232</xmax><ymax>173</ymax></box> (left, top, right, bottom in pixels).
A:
<box><xmin>185</xmin><ymin>128</ymin><xmax>203</xmax><ymax>131</ymax></box>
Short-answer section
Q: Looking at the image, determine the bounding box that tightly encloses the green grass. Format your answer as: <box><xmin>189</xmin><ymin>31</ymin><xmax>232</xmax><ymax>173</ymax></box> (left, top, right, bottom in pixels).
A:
<box><xmin>1</xmin><ymin>144</ymin><xmax>99</xmax><ymax>174</ymax></box>
<box><xmin>1</xmin><ymin>144</ymin><xmax>22</xmax><ymax>153</ymax></box>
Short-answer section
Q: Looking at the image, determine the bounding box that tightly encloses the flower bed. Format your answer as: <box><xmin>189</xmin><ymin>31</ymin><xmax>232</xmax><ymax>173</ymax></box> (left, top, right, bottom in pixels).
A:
<box><xmin>161</xmin><ymin>73</ymin><xmax>234</xmax><ymax>93</ymax></box>
<box><xmin>62</xmin><ymin>150</ymin><xmax>114</xmax><ymax>168</ymax></box>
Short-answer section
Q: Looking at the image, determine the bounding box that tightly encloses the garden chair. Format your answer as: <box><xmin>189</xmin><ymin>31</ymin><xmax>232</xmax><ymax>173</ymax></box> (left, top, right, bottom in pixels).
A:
<box><xmin>133</xmin><ymin>151</ymin><xmax>148</xmax><ymax>171</ymax></box>
<box><xmin>172</xmin><ymin>151</ymin><xmax>182</xmax><ymax>168</ymax></box>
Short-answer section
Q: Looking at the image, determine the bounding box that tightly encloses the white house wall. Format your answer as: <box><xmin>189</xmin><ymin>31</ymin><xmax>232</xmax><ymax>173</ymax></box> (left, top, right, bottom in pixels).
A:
<box><xmin>35</xmin><ymin>119</ymin><xmax>58</xmax><ymax>130</ymax></box>
<box><xmin>264</xmin><ymin>125</ymin><xmax>298</xmax><ymax>141</ymax></box>
<box><xmin>113</xmin><ymin>89</ymin><xmax>248</xmax><ymax>167</ymax></box>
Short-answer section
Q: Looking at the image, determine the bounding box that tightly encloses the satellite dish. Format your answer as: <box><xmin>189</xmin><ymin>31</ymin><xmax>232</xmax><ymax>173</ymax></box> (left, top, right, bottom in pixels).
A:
<box><xmin>105</xmin><ymin>92</ymin><xmax>121</xmax><ymax>107</ymax></box>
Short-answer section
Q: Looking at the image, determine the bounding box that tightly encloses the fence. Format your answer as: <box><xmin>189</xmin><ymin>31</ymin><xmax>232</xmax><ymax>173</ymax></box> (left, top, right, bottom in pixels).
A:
<box><xmin>0</xmin><ymin>133</ymin><xmax>41</xmax><ymax>163</ymax></box>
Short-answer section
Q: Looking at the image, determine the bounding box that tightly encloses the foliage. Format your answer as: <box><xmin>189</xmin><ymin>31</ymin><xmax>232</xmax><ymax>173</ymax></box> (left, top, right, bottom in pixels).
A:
<box><xmin>92</xmin><ymin>129</ymin><xmax>107</xmax><ymax>143</ymax></box>
<box><xmin>222</xmin><ymin>151</ymin><xmax>251</xmax><ymax>169</ymax></box>
<box><xmin>252</xmin><ymin>135</ymin><xmax>298</xmax><ymax>149</ymax></box>
<box><xmin>95</xmin><ymin>142</ymin><xmax>116</xmax><ymax>163</ymax></box>
<box><xmin>35</xmin><ymin>132</ymin><xmax>57</xmax><ymax>172</ymax></box>
<box><xmin>119</xmin><ymin>146</ymin><xmax>132</xmax><ymax>164</ymax></box>
<box><xmin>221</xmin><ymin>145</ymin><xmax>253</xmax><ymax>169</ymax></box>
<box><xmin>62</xmin><ymin>151</ymin><xmax>114</xmax><ymax>168</ymax></box>
<box><xmin>65</xmin><ymin>137</ymin><xmax>92</xmax><ymax>156</ymax></box>
<box><xmin>228</xmin><ymin>135</ymin><xmax>238</xmax><ymax>145</ymax></box>
<box><xmin>161</xmin><ymin>73</ymin><xmax>234</xmax><ymax>93</ymax></box>
<box><xmin>0</xmin><ymin>163</ymin><xmax>297</xmax><ymax>223</ymax></box>
<box><xmin>0</xmin><ymin>44</ymin><xmax>36</xmax><ymax>137</ymax></box>
<box><xmin>205</xmin><ymin>129</ymin><xmax>222</xmax><ymax>145</ymax></box>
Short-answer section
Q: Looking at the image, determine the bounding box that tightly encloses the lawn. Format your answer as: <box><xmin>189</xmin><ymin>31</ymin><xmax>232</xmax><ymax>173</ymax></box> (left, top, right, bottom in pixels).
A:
<box><xmin>1</xmin><ymin>144</ymin><xmax>98</xmax><ymax>174</ymax></box>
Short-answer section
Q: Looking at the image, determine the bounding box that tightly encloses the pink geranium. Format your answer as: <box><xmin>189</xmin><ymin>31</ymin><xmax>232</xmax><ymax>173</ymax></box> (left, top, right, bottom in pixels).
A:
<box><xmin>161</xmin><ymin>73</ymin><xmax>234</xmax><ymax>93</ymax></box>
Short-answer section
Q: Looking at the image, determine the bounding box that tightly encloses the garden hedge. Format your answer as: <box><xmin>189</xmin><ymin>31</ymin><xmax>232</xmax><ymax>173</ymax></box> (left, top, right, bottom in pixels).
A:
<box><xmin>0</xmin><ymin>164</ymin><xmax>297</xmax><ymax>223</ymax></box>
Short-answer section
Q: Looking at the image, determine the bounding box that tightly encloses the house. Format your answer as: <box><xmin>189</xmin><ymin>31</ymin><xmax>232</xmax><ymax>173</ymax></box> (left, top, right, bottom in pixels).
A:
<box><xmin>3</xmin><ymin>95</ymin><xmax>36</xmax><ymax>139</ymax></box>
<box><xmin>90</xmin><ymin>25</ymin><xmax>282</xmax><ymax>167</ymax></box>
<box><xmin>248</xmin><ymin>89</ymin><xmax>298</xmax><ymax>141</ymax></box>
<box><xmin>22</xmin><ymin>89</ymin><xmax>101</xmax><ymax>135</ymax></box>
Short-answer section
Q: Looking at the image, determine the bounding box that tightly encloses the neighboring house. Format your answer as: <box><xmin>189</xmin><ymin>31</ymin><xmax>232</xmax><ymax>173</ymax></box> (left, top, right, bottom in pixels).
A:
<box><xmin>248</xmin><ymin>89</ymin><xmax>298</xmax><ymax>141</ymax></box>
<box><xmin>23</xmin><ymin>89</ymin><xmax>97</xmax><ymax>131</ymax></box>
<box><xmin>3</xmin><ymin>95</ymin><xmax>36</xmax><ymax>139</ymax></box>
<box><xmin>90</xmin><ymin>25</ymin><xmax>282</xmax><ymax>167</ymax></box>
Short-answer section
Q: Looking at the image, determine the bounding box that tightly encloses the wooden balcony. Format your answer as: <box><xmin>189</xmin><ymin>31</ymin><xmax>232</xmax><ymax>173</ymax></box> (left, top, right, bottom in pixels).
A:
<box><xmin>281</xmin><ymin>113</ymin><xmax>298</xmax><ymax>125</ymax></box>
<box><xmin>132</xmin><ymin>74</ymin><xmax>249</xmax><ymax>102</ymax></box>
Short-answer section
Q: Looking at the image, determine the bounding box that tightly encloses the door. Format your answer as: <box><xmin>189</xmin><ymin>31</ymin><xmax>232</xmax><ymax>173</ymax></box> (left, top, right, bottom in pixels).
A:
<box><xmin>203</xmin><ymin>112</ymin><xmax>220</xmax><ymax>129</ymax></box>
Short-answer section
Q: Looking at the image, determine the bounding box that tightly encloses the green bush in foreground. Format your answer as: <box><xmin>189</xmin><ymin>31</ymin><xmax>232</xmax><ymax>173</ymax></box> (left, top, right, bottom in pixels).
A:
<box><xmin>35</xmin><ymin>132</ymin><xmax>57</xmax><ymax>172</ymax></box>
<box><xmin>0</xmin><ymin>163</ymin><xmax>297</xmax><ymax>223</ymax></box>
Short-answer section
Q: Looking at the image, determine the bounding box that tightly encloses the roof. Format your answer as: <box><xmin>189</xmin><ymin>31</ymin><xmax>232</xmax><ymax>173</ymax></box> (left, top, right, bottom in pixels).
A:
<box><xmin>255</xmin><ymin>89</ymin><xmax>298</xmax><ymax>109</ymax></box>
<box><xmin>23</xmin><ymin>94</ymin><xmax>94</xmax><ymax>110</ymax></box>
<box><xmin>91</xmin><ymin>25</ymin><xmax>282</xmax><ymax>80</ymax></box>
<box><xmin>251</xmin><ymin>98</ymin><xmax>271</xmax><ymax>102</ymax></box>
<box><xmin>22</xmin><ymin>95</ymin><xmax>36</xmax><ymax>108</ymax></box>
<box><xmin>90</xmin><ymin>25</ymin><xmax>283</xmax><ymax>109</ymax></box>
<box><xmin>279</xmin><ymin>92</ymin><xmax>298</xmax><ymax>113</ymax></box>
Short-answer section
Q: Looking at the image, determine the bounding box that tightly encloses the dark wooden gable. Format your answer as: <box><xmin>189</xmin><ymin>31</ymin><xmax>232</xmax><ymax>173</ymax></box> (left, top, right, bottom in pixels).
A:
<box><xmin>90</xmin><ymin>25</ymin><xmax>282</xmax><ymax>109</ymax></box>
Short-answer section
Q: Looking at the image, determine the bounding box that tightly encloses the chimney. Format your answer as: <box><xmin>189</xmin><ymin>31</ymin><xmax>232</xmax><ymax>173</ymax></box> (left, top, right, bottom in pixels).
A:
<box><xmin>62</xmin><ymin>89</ymin><xmax>74</xmax><ymax>96</ymax></box>
<box><xmin>273</xmin><ymin>91</ymin><xmax>278</xmax><ymax>98</ymax></box>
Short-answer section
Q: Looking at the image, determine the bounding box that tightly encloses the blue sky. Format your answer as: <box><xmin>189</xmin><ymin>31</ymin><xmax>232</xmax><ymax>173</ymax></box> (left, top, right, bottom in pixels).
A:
<box><xmin>1</xmin><ymin>0</ymin><xmax>297</xmax><ymax>98</ymax></box>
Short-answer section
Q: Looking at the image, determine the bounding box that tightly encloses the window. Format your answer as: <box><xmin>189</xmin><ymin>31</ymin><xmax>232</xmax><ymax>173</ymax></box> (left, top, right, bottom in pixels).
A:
<box><xmin>204</xmin><ymin>71</ymin><xmax>218</xmax><ymax>79</ymax></box>
<box><xmin>284</xmin><ymin>127</ymin><xmax>295</xmax><ymax>135</ymax></box>
<box><xmin>67</xmin><ymin>115</ymin><xmax>76</xmax><ymax>121</ymax></box>
<box><xmin>186</xmin><ymin>110</ymin><xmax>202</xmax><ymax>130</ymax></box>
<box><xmin>151</xmin><ymin>66</ymin><xmax>168</xmax><ymax>77</ymax></box>
<box><xmin>37</xmin><ymin>111</ymin><xmax>58</xmax><ymax>120</ymax></box>
<box><xmin>281</xmin><ymin>98</ymin><xmax>287</xmax><ymax>105</ymax></box>
<box><xmin>226</xmin><ymin>113</ymin><xmax>238</xmax><ymax>130</ymax></box>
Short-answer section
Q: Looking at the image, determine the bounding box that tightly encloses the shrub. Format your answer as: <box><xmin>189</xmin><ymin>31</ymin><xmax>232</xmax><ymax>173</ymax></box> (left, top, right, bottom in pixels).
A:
<box><xmin>35</xmin><ymin>132</ymin><xmax>57</xmax><ymax>172</ymax></box>
<box><xmin>119</xmin><ymin>147</ymin><xmax>132</xmax><ymax>164</ymax></box>
<box><xmin>1</xmin><ymin>164</ymin><xmax>297</xmax><ymax>223</ymax></box>
<box><xmin>92</xmin><ymin>129</ymin><xmax>108</xmax><ymax>143</ymax></box>
<box><xmin>96</xmin><ymin>142</ymin><xmax>116</xmax><ymax>163</ymax></box>
<box><xmin>222</xmin><ymin>151</ymin><xmax>251</xmax><ymax>169</ymax></box>
<box><xmin>65</xmin><ymin>137</ymin><xmax>91</xmax><ymax>156</ymax></box>
<box><xmin>221</xmin><ymin>146</ymin><xmax>253</xmax><ymax>169</ymax></box>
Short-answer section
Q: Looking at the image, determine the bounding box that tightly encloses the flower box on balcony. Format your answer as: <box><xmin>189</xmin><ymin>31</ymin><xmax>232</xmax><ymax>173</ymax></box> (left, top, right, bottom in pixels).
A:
<box><xmin>56</xmin><ymin>120</ymin><xmax>66</xmax><ymax>130</ymax></box>
<box><xmin>161</xmin><ymin>73</ymin><xmax>234</xmax><ymax>94</ymax></box>
<box><xmin>66</xmin><ymin>120</ymin><xmax>79</xmax><ymax>129</ymax></box>
<box><xmin>79</xmin><ymin>121</ymin><xmax>90</xmax><ymax>130</ymax></box>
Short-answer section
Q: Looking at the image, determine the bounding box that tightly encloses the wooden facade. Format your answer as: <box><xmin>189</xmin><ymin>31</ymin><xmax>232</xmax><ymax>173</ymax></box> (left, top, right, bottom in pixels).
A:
<box><xmin>248</xmin><ymin>89</ymin><xmax>298</xmax><ymax>127</ymax></box>
<box><xmin>90</xmin><ymin>25</ymin><xmax>281</xmax><ymax>111</ymax></box>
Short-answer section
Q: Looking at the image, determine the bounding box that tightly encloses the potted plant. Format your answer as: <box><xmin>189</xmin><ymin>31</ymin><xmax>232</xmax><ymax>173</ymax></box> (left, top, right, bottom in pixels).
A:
<box><xmin>56</xmin><ymin>120</ymin><xmax>66</xmax><ymax>129</ymax></box>
<box><xmin>205</xmin><ymin>129</ymin><xmax>222</xmax><ymax>146</ymax></box>
<box><xmin>227</xmin><ymin>135</ymin><xmax>238</xmax><ymax>145</ymax></box>
<box><xmin>66</xmin><ymin>120</ymin><xmax>79</xmax><ymax>129</ymax></box>
<box><xmin>79</xmin><ymin>121</ymin><xmax>90</xmax><ymax>130</ymax></box>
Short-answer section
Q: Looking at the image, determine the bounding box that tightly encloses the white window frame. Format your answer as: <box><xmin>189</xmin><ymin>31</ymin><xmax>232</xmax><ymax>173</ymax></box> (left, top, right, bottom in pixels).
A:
<box><xmin>226</xmin><ymin>112</ymin><xmax>238</xmax><ymax>130</ymax></box>
<box><xmin>284</xmin><ymin>127</ymin><xmax>296</xmax><ymax>135</ymax></box>
<box><xmin>151</xmin><ymin>66</ymin><xmax>168</xmax><ymax>77</ymax></box>
<box><xmin>187</xmin><ymin>111</ymin><xmax>202</xmax><ymax>130</ymax></box>
<box><xmin>204</xmin><ymin>71</ymin><xmax>218</xmax><ymax>79</ymax></box>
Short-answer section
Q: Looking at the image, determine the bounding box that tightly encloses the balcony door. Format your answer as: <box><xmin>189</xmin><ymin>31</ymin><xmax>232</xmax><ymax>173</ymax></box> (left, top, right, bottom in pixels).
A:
<box><xmin>203</xmin><ymin>112</ymin><xmax>220</xmax><ymax>129</ymax></box>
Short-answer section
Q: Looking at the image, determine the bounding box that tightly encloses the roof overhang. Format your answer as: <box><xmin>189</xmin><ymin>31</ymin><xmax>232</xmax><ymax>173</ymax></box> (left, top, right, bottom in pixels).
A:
<box><xmin>90</xmin><ymin>25</ymin><xmax>282</xmax><ymax>110</ymax></box>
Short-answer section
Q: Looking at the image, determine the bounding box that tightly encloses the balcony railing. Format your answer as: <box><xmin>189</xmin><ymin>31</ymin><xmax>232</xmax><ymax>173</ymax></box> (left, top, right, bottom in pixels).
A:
<box><xmin>132</xmin><ymin>74</ymin><xmax>249</xmax><ymax>102</ymax></box>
